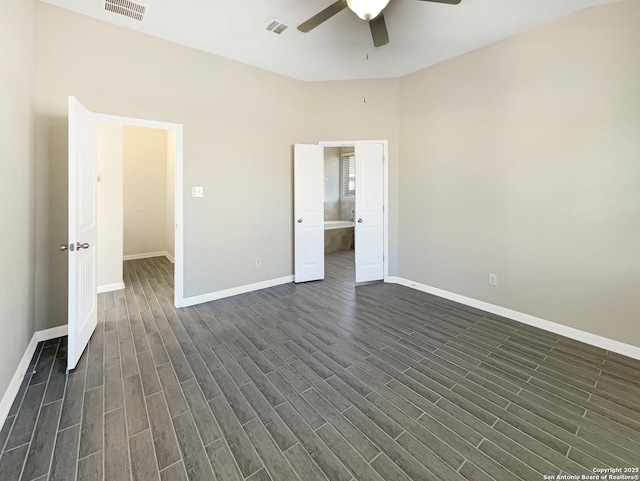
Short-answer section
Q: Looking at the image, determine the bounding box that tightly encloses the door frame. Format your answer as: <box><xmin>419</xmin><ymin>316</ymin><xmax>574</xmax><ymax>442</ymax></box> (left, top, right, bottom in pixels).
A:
<box><xmin>96</xmin><ymin>113</ymin><xmax>185</xmax><ymax>307</ymax></box>
<box><xmin>319</xmin><ymin>140</ymin><xmax>389</xmax><ymax>282</ymax></box>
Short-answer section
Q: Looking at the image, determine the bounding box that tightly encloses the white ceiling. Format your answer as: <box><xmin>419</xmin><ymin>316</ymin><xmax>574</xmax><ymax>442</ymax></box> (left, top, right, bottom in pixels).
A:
<box><xmin>40</xmin><ymin>0</ymin><xmax>620</xmax><ymax>81</ymax></box>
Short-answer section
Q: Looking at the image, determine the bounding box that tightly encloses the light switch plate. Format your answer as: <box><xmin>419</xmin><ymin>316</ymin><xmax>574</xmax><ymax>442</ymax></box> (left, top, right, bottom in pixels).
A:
<box><xmin>192</xmin><ymin>187</ymin><xmax>204</xmax><ymax>198</ymax></box>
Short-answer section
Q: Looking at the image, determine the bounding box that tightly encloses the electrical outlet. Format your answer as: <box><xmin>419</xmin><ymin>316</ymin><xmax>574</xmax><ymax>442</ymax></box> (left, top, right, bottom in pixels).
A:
<box><xmin>255</xmin><ymin>257</ymin><xmax>261</xmax><ymax>267</ymax></box>
<box><xmin>488</xmin><ymin>273</ymin><xmax>498</xmax><ymax>286</ymax></box>
<box><xmin>192</xmin><ymin>186</ymin><xmax>204</xmax><ymax>198</ymax></box>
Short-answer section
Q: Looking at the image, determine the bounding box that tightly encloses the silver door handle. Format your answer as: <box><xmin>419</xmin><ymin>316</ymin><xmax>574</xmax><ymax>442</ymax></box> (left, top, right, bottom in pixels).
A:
<box><xmin>357</xmin><ymin>218</ymin><xmax>363</xmax><ymax>223</ymax></box>
<box><xmin>297</xmin><ymin>219</ymin><xmax>303</xmax><ymax>223</ymax></box>
<box><xmin>59</xmin><ymin>244</ymin><xmax>69</xmax><ymax>251</ymax></box>
<box><xmin>76</xmin><ymin>242</ymin><xmax>90</xmax><ymax>250</ymax></box>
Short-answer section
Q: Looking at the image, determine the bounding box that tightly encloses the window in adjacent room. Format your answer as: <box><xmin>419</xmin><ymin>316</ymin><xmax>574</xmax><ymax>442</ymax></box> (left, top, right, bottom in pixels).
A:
<box><xmin>341</xmin><ymin>153</ymin><xmax>355</xmax><ymax>198</ymax></box>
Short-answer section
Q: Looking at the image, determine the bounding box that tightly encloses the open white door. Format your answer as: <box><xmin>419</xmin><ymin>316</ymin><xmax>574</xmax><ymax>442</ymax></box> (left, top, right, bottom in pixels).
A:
<box><xmin>294</xmin><ymin>144</ymin><xmax>324</xmax><ymax>283</ymax></box>
<box><xmin>66</xmin><ymin>97</ymin><xmax>98</xmax><ymax>371</ymax></box>
<box><xmin>355</xmin><ymin>142</ymin><xmax>384</xmax><ymax>283</ymax></box>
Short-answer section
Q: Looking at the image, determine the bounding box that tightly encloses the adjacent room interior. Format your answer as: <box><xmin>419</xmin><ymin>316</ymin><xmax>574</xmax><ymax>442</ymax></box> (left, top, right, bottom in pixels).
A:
<box><xmin>0</xmin><ymin>0</ymin><xmax>638</xmax><ymax>480</ymax></box>
<box><xmin>97</xmin><ymin>123</ymin><xmax>177</xmax><ymax>294</ymax></box>
<box><xmin>324</xmin><ymin>147</ymin><xmax>357</xmax><ymax>283</ymax></box>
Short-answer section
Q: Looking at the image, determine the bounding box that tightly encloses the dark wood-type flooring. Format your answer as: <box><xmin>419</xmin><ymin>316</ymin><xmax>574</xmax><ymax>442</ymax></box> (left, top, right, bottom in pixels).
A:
<box><xmin>1</xmin><ymin>250</ymin><xmax>639</xmax><ymax>480</ymax></box>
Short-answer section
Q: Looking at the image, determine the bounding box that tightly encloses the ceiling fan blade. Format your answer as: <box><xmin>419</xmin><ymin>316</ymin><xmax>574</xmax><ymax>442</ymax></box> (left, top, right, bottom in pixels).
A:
<box><xmin>369</xmin><ymin>13</ymin><xmax>390</xmax><ymax>47</ymax></box>
<box><xmin>297</xmin><ymin>1</ymin><xmax>348</xmax><ymax>33</ymax></box>
<box><xmin>415</xmin><ymin>0</ymin><xmax>462</xmax><ymax>4</ymax></box>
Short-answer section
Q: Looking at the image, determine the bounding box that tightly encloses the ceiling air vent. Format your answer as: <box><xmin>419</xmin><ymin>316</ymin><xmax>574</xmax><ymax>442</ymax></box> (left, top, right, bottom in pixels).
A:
<box><xmin>103</xmin><ymin>0</ymin><xmax>147</xmax><ymax>22</ymax></box>
<box><xmin>265</xmin><ymin>19</ymin><xmax>290</xmax><ymax>36</ymax></box>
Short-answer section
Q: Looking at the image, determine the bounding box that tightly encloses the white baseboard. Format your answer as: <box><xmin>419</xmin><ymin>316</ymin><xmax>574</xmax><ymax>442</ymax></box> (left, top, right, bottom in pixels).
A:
<box><xmin>123</xmin><ymin>251</ymin><xmax>173</xmax><ymax>262</ymax></box>
<box><xmin>0</xmin><ymin>324</ymin><xmax>69</xmax><ymax>430</ymax></box>
<box><xmin>179</xmin><ymin>275</ymin><xmax>294</xmax><ymax>308</ymax></box>
<box><xmin>387</xmin><ymin>277</ymin><xmax>640</xmax><ymax>361</ymax></box>
<box><xmin>97</xmin><ymin>282</ymin><xmax>125</xmax><ymax>294</ymax></box>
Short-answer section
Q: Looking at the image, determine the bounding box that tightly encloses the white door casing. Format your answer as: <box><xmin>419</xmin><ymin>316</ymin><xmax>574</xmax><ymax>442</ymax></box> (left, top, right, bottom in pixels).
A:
<box><xmin>67</xmin><ymin>97</ymin><xmax>98</xmax><ymax>371</ymax></box>
<box><xmin>294</xmin><ymin>144</ymin><xmax>325</xmax><ymax>283</ymax></box>
<box><xmin>355</xmin><ymin>142</ymin><xmax>385</xmax><ymax>283</ymax></box>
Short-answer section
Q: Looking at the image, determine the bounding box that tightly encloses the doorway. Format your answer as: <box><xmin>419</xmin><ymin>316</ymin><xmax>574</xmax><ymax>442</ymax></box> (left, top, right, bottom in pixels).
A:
<box><xmin>293</xmin><ymin>140</ymin><xmax>388</xmax><ymax>284</ymax></box>
<box><xmin>96</xmin><ymin>124</ymin><xmax>176</xmax><ymax>293</ymax></box>
<box><xmin>323</xmin><ymin>147</ymin><xmax>356</xmax><ymax>283</ymax></box>
<box><xmin>65</xmin><ymin>98</ymin><xmax>184</xmax><ymax>371</ymax></box>
<box><xmin>94</xmin><ymin>114</ymin><xmax>184</xmax><ymax>305</ymax></box>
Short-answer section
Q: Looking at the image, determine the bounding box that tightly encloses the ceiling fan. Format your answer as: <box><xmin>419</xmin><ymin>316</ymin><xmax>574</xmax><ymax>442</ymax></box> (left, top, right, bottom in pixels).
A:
<box><xmin>297</xmin><ymin>0</ymin><xmax>462</xmax><ymax>47</ymax></box>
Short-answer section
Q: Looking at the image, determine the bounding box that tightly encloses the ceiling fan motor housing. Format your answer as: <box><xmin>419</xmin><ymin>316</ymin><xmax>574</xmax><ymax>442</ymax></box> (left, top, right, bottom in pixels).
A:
<box><xmin>298</xmin><ymin>0</ymin><xmax>461</xmax><ymax>48</ymax></box>
<box><xmin>347</xmin><ymin>0</ymin><xmax>391</xmax><ymax>20</ymax></box>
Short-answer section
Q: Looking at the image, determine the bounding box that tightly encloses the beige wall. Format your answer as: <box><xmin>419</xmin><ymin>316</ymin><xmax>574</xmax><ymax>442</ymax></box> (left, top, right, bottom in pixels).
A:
<box><xmin>324</xmin><ymin>147</ymin><xmax>340</xmax><ymax>221</ymax></box>
<box><xmin>304</xmin><ymin>79</ymin><xmax>401</xmax><ymax>274</ymax></box>
<box><xmin>97</xmin><ymin>122</ymin><xmax>124</xmax><ymax>288</ymax></box>
<box><xmin>34</xmin><ymin>2</ymin><xmax>307</xmax><ymax>326</ymax></box>
<box><xmin>0</xmin><ymin>0</ymin><xmax>35</xmax><ymax>396</ymax></box>
<box><xmin>398</xmin><ymin>0</ymin><xmax>640</xmax><ymax>346</ymax></box>
<box><xmin>123</xmin><ymin>126</ymin><xmax>169</xmax><ymax>257</ymax></box>
<box><xmin>166</xmin><ymin>131</ymin><xmax>176</xmax><ymax>260</ymax></box>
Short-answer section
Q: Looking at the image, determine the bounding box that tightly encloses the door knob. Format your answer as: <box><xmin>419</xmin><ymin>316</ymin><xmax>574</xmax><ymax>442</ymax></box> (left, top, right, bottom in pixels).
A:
<box><xmin>297</xmin><ymin>219</ymin><xmax>303</xmax><ymax>223</ymax></box>
<box><xmin>357</xmin><ymin>218</ymin><xmax>363</xmax><ymax>223</ymax></box>
<box><xmin>76</xmin><ymin>242</ymin><xmax>90</xmax><ymax>250</ymax></box>
<box><xmin>59</xmin><ymin>244</ymin><xmax>69</xmax><ymax>251</ymax></box>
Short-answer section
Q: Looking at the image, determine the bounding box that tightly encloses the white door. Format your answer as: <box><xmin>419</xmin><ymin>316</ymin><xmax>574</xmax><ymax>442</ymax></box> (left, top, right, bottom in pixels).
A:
<box><xmin>67</xmin><ymin>97</ymin><xmax>98</xmax><ymax>371</ymax></box>
<box><xmin>355</xmin><ymin>142</ymin><xmax>384</xmax><ymax>282</ymax></box>
<box><xmin>294</xmin><ymin>144</ymin><xmax>325</xmax><ymax>283</ymax></box>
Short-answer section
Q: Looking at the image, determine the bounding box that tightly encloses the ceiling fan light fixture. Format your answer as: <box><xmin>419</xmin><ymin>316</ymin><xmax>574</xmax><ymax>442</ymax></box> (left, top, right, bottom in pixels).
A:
<box><xmin>347</xmin><ymin>0</ymin><xmax>390</xmax><ymax>20</ymax></box>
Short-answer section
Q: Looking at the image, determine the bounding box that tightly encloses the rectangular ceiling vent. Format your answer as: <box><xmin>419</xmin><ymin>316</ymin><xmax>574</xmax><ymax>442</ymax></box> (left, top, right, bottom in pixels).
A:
<box><xmin>103</xmin><ymin>0</ymin><xmax>147</xmax><ymax>22</ymax></box>
<box><xmin>265</xmin><ymin>19</ymin><xmax>290</xmax><ymax>36</ymax></box>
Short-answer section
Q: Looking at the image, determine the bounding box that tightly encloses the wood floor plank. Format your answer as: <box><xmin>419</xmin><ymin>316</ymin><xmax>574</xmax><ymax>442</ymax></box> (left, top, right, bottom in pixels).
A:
<box><xmin>181</xmin><ymin>379</ymin><xmax>222</xmax><ymax>446</ymax></box>
<box><xmin>77</xmin><ymin>451</ymin><xmax>103</xmax><ymax>481</ymax></box>
<box><xmin>0</xmin><ymin>445</ymin><xmax>28</xmax><ymax>480</ymax></box>
<box><xmin>243</xmin><ymin>418</ymin><xmax>299</xmax><ymax>481</ymax></box>
<box><xmin>21</xmin><ymin>400</ymin><xmax>62</xmax><ymax>480</ymax></box>
<box><xmin>79</xmin><ymin>387</ymin><xmax>103</xmax><ymax>458</ymax></box>
<box><xmin>240</xmin><ymin>383</ymin><xmax>297</xmax><ymax>451</ymax></box>
<box><xmin>157</xmin><ymin>364</ymin><xmax>189</xmax><ymax>418</ymax></box>
<box><xmin>275</xmin><ymin>403</ymin><xmax>351</xmax><ymax>481</ymax></box>
<box><xmin>302</xmin><ymin>388</ymin><xmax>379</xmax><ymax>462</ymax></box>
<box><xmin>205</xmin><ymin>438</ymin><xmax>244</xmax><ymax>481</ymax></box>
<box><xmin>123</xmin><ymin>375</ymin><xmax>149</xmax><ymax>436</ymax></box>
<box><xmin>130</xmin><ymin>430</ymin><xmax>160</xmax><ymax>481</ymax></box>
<box><xmin>172</xmin><ymin>412</ymin><xmax>215</xmax><ymax>481</ymax></box>
<box><xmin>5</xmin><ymin>382</ymin><xmax>47</xmax><ymax>451</ymax></box>
<box><xmin>145</xmin><ymin>392</ymin><xmax>181</xmax><ymax>471</ymax></box>
<box><xmin>104</xmin><ymin>408</ymin><xmax>131</xmax><ymax>481</ymax></box>
<box><xmin>209</xmin><ymin>396</ymin><xmax>263</xmax><ymax>478</ymax></box>
<box><xmin>49</xmin><ymin>425</ymin><xmax>80</xmax><ymax>481</ymax></box>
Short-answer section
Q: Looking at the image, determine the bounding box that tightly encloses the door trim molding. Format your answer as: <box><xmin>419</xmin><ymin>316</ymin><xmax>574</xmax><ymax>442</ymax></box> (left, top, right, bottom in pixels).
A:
<box><xmin>0</xmin><ymin>325</ymin><xmax>68</xmax><ymax>430</ymax></box>
<box><xmin>96</xmin><ymin>113</ymin><xmax>184</xmax><ymax>308</ymax></box>
<box><xmin>319</xmin><ymin>140</ymin><xmax>389</xmax><ymax>281</ymax></box>
<box><xmin>387</xmin><ymin>276</ymin><xmax>640</xmax><ymax>361</ymax></box>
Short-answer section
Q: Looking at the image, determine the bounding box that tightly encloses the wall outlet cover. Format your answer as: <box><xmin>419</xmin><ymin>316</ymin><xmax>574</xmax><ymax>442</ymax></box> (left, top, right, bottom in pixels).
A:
<box><xmin>192</xmin><ymin>187</ymin><xmax>204</xmax><ymax>198</ymax></box>
<box><xmin>488</xmin><ymin>273</ymin><xmax>498</xmax><ymax>286</ymax></box>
